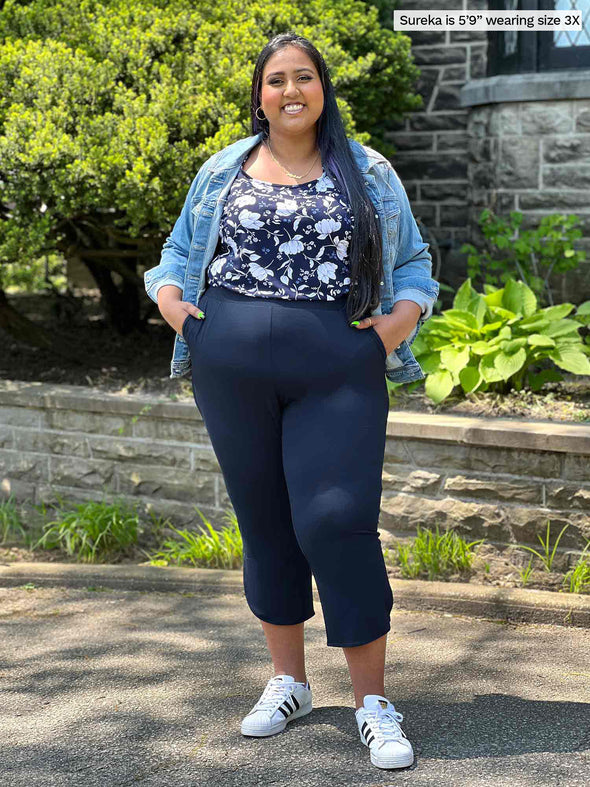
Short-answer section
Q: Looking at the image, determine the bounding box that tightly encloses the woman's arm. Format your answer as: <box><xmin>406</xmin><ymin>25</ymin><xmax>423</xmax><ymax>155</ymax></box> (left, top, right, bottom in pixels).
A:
<box><xmin>143</xmin><ymin>161</ymin><xmax>211</xmax><ymax>304</ymax></box>
<box><xmin>383</xmin><ymin>163</ymin><xmax>439</xmax><ymax>322</ymax></box>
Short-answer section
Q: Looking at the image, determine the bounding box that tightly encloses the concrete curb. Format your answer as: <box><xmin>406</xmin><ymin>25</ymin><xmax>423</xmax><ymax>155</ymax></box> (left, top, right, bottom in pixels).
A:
<box><xmin>1</xmin><ymin>561</ymin><xmax>589</xmax><ymax>628</ymax></box>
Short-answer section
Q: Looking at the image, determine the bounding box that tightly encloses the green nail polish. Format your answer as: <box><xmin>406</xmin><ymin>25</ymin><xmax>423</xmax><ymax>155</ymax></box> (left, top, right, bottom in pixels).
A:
<box><xmin>350</xmin><ymin>321</ymin><xmax>360</xmax><ymax>326</ymax></box>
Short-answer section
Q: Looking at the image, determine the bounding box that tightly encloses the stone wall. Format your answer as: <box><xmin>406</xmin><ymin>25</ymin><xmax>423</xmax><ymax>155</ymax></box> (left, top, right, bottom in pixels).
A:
<box><xmin>389</xmin><ymin>0</ymin><xmax>590</xmax><ymax>305</ymax></box>
<box><xmin>1</xmin><ymin>381</ymin><xmax>589</xmax><ymax>560</ymax></box>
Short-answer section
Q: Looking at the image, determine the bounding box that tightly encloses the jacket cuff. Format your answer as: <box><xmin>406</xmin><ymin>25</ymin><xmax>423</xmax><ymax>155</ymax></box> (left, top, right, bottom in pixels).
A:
<box><xmin>393</xmin><ymin>287</ymin><xmax>437</xmax><ymax>321</ymax></box>
<box><xmin>145</xmin><ymin>273</ymin><xmax>185</xmax><ymax>305</ymax></box>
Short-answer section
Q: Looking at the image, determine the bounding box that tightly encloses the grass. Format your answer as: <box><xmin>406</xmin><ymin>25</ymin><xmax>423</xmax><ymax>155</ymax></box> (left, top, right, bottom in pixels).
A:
<box><xmin>146</xmin><ymin>507</ymin><xmax>242</xmax><ymax>569</ymax></box>
<box><xmin>383</xmin><ymin>524</ymin><xmax>485</xmax><ymax>581</ymax></box>
<box><xmin>2</xmin><ymin>495</ymin><xmax>589</xmax><ymax>594</ymax></box>
<box><xmin>519</xmin><ymin>520</ymin><xmax>571</xmax><ymax>572</ymax></box>
<box><xmin>0</xmin><ymin>493</ymin><xmax>28</xmax><ymax>545</ymax></box>
<box><xmin>29</xmin><ymin>492</ymin><xmax>143</xmax><ymax>563</ymax></box>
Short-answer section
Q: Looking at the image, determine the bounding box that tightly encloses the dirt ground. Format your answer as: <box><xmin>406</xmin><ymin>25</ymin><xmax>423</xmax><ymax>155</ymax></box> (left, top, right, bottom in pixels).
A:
<box><xmin>2</xmin><ymin>289</ymin><xmax>590</xmax><ymax>423</ymax></box>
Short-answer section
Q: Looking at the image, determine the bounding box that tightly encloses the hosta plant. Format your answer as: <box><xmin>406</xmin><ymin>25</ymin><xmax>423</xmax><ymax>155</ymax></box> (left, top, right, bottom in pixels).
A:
<box><xmin>412</xmin><ymin>277</ymin><xmax>590</xmax><ymax>404</ymax></box>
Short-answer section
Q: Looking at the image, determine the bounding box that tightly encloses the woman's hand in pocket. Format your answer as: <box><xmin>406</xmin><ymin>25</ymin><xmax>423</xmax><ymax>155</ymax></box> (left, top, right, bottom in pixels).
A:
<box><xmin>350</xmin><ymin>301</ymin><xmax>422</xmax><ymax>355</ymax></box>
<box><xmin>157</xmin><ymin>287</ymin><xmax>205</xmax><ymax>338</ymax></box>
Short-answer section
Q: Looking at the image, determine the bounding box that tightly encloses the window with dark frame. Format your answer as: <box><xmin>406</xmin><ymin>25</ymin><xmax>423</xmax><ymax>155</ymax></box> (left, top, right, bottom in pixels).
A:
<box><xmin>487</xmin><ymin>0</ymin><xmax>590</xmax><ymax>74</ymax></box>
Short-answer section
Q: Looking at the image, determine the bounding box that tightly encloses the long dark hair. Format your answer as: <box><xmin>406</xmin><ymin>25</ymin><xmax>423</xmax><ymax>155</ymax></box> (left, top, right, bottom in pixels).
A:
<box><xmin>249</xmin><ymin>32</ymin><xmax>383</xmax><ymax>324</ymax></box>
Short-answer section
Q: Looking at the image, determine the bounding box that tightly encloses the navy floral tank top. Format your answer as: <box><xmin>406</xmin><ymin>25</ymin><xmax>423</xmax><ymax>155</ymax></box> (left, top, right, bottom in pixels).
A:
<box><xmin>206</xmin><ymin>166</ymin><xmax>355</xmax><ymax>301</ymax></box>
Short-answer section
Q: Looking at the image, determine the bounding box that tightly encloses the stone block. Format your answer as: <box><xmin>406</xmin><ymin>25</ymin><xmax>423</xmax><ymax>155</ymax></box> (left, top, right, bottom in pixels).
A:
<box><xmin>49</xmin><ymin>455</ymin><xmax>117</xmax><ymax>491</ymax></box>
<box><xmin>444</xmin><ymin>474</ymin><xmax>542</xmax><ymax>503</ymax></box>
<box><xmin>521</xmin><ymin>103</ymin><xmax>574</xmax><ymax>135</ymax></box>
<box><xmin>382</xmin><ymin>464</ymin><xmax>442</xmax><ymax>494</ymax></box>
<box><xmin>379</xmin><ymin>492</ymin><xmax>589</xmax><ymax>549</ymax></box>
<box><xmin>542</xmin><ymin>165</ymin><xmax>590</xmax><ymax>190</ymax></box>
<box><xmin>498</xmin><ymin>138</ymin><xmax>540</xmax><ymax>189</ymax></box>
<box><xmin>0</xmin><ymin>425</ymin><xmax>13</xmax><ymax>449</ymax></box>
<box><xmin>402</xmin><ymin>439</ymin><xmax>563</xmax><ymax>478</ymax></box>
<box><xmin>116</xmin><ymin>463</ymin><xmax>216</xmax><ymax>505</ymax></box>
<box><xmin>14</xmin><ymin>428</ymin><xmax>88</xmax><ymax>456</ymax></box>
<box><xmin>88</xmin><ymin>435</ymin><xmax>192</xmax><ymax>468</ymax></box>
<box><xmin>0</xmin><ymin>407</ymin><xmax>42</xmax><ymax>428</ymax></box>
<box><xmin>47</xmin><ymin>409</ymin><xmax>134</xmax><ymax>437</ymax></box>
<box><xmin>0</xmin><ymin>449</ymin><xmax>49</xmax><ymax>483</ymax></box>
<box><xmin>546</xmin><ymin>482</ymin><xmax>590</xmax><ymax>510</ymax></box>
<box><xmin>563</xmin><ymin>453</ymin><xmax>590</xmax><ymax>482</ymax></box>
<box><xmin>133</xmin><ymin>417</ymin><xmax>210</xmax><ymax>443</ymax></box>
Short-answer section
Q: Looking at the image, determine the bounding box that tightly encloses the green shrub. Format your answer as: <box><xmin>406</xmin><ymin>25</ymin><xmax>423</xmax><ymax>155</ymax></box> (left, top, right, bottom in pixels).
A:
<box><xmin>412</xmin><ymin>277</ymin><xmax>590</xmax><ymax>404</ymax></box>
<box><xmin>0</xmin><ymin>0</ymin><xmax>421</xmax><ymax>316</ymax></box>
<box><xmin>461</xmin><ymin>208</ymin><xmax>586</xmax><ymax>308</ymax></box>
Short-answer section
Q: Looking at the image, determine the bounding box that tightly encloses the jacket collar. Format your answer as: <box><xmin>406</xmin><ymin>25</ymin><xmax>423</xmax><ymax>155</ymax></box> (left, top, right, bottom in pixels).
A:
<box><xmin>208</xmin><ymin>131</ymin><xmax>373</xmax><ymax>174</ymax></box>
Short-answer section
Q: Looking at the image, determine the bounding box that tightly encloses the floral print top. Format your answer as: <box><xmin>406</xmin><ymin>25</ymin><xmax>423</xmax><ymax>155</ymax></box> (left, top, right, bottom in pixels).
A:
<box><xmin>206</xmin><ymin>166</ymin><xmax>354</xmax><ymax>301</ymax></box>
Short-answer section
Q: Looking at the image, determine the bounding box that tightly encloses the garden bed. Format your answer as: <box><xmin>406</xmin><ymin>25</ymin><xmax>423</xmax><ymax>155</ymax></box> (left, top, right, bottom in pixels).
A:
<box><xmin>2</xmin><ymin>290</ymin><xmax>590</xmax><ymax>424</ymax></box>
<box><xmin>0</xmin><ymin>539</ymin><xmax>584</xmax><ymax>595</ymax></box>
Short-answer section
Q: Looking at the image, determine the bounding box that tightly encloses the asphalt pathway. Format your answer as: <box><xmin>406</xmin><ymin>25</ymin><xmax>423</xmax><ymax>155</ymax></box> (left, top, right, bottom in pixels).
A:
<box><xmin>1</xmin><ymin>572</ymin><xmax>589</xmax><ymax>786</ymax></box>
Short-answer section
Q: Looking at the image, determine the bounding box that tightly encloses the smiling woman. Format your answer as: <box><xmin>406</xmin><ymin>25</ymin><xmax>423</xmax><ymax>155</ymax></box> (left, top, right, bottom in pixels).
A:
<box><xmin>144</xmin><ymin>30</ymin><xmax>438</xmax><ymax>772</ymax></box>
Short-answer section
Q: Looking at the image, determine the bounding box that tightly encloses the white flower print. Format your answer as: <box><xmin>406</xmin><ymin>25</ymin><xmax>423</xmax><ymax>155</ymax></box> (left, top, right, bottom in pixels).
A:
<box><xmin>210</xmin><ymin>256</ymin><xmax>226</xmax><ymax>277</ymax></box>
<box><xmin>335</xmin><ymin>237</ymin><xmax>349</xmax><ymax>260</ymax></box>
<box><xmin>239</xmin><ymin>208</ymin><xmax>264</xmax><ymax>230</ymax></box>
<box><xmin>315</xmin><ymin>173</ymin><xmax>335</xmax><ymax>192</ymax></box>
<box><xmin>315</xmin><ymin>217</ymin><xmax>341</xmax><ymax>237</ymax></box>
<box><xmin>207</xmin><ymin>168</ymin><xmax>354</xmax><ymax>300</ymax></box>
<box><xmin>317</xmin><ymin>261</ymin><xmax>338</xmax><ymax>283</ymax></box>
<box><xmin>276</xmin><ymin>199</ymin><xmax>298</xmax><ymax>216</ymax></box>
<box><xmin>279</xmin><ymin>235</ymin><xmax>304</xmax><ymax>255</ymax></box>
<box><xmin>235</xmin><ymin>194</ymin><xmax>257</xmax><ymax>208</ymax></box>
<box><xmin>249</xmin><ymin>262</ymin><xmax>270</xmax><ymax>281</ymax></box>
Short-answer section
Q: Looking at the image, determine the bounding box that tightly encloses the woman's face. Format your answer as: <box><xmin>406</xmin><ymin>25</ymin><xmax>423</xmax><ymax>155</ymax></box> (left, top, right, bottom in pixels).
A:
<box><xmin>260</xmin><ymin>45</ymin><xmax>324</xmax><ymax>136</ymax></box>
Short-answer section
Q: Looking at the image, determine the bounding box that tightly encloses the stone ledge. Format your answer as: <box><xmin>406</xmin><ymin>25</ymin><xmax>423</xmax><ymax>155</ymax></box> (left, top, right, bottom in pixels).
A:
<box><xmin>0</xmin><ymin>380</ymin><xmax>200</xmax><ymax>421</ymax></box>
<box><xmin>2</xmin><ymin>380</ymin><xmax>589</xmax><ymax>455</ymax></box>
<box><xmin>386</xmin><ymin>412</ymin><xmax>590</xmax><ymax>455</ymax></box>
<box><xmin>1</xmin><ymin>562</ymin><xmax>588</xmax><ymax>629</ymax></box>
<box><xmin>460</xmin><ymin>71</ymin><xmax>590</xmax><ymax>107</ymax></box>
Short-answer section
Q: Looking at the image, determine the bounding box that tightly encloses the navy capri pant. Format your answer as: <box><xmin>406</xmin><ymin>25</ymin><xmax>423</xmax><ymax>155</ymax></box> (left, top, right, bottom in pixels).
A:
<box><xmin>182</xmin><ymin>284</ymin><xmax>393</xmax><ymax>648</ymax></box>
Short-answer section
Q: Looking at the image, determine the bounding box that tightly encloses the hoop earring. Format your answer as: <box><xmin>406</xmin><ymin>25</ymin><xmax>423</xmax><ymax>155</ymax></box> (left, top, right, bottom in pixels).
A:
<box><xmin>255</xmin><ymin>105</ymin><xmax>266</xmax><ymax>121</ymax></box>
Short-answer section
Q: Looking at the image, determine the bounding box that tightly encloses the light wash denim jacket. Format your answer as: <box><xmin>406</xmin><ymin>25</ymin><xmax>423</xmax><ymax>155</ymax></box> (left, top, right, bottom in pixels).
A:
<box><xmin>144</xmin><ymin>131</ymin><xmax>439</xmax><ymax>383</ymax></box>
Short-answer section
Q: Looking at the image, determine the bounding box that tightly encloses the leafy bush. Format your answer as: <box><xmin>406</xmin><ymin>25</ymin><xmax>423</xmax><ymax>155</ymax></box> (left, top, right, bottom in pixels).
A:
<box><xmin>0</xmin><ymin>0</ymin><xmax>421</xmax><ymax>326</ymax></box>
<box><xmin>461</xmin><ymin>208</ymin><xmax>586</xmax><ymax>308</ymax></box>
<box><xmin>412</xmin><ymin>277</ymin><xmax>590</xmax><ymax>404</ymax></box>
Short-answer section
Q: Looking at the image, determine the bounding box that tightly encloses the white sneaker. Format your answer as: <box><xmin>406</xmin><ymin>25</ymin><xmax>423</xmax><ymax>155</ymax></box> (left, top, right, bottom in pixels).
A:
<box><xmin>241</xmin><ymin>674</ymin><xmax>313</xmax><ymax>737</ymax></box>
<box><xmin>355</xmin><ymin>694</ymin><xmax>414</xmax><ymax>769</ymax></box>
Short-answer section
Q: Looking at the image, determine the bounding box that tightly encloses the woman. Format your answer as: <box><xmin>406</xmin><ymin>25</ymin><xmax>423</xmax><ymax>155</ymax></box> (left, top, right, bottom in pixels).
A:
<box><xmin>144</xmin><ymin>32</ymin><xmax>438</xmax><ymax>771</ymax></box>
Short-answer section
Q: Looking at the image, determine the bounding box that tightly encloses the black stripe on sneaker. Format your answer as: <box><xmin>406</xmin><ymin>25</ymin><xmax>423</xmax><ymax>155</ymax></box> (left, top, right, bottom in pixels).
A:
<box><xmin>283</xmin><ymin>699</ymin><xmax>293</xmax><ymax>713</ymax></box>
<box><xmin>361</xmin><ymin>721</ymin><xmax>368</xmax><ymax>735</ymax></box>
<box><xmin>291</xmin><ymin>696</ymin><xmax>300</xmax><ymax>710</ymax></box>
<box><xmin>366</xmin><ymin>734</ymin><xmax>375</xmax><ymax>745</ymax></box>
<box><xmin>278</xmin><ymin>705</ymin><xmax>290</xmax><ymax>718</ymax></box>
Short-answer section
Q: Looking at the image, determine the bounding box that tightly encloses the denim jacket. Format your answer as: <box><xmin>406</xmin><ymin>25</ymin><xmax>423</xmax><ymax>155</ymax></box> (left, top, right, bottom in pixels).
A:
<box><xmin>144</xmin><ymin>131</ymin><xmax>439</xmax><ymax>383</ymax></box>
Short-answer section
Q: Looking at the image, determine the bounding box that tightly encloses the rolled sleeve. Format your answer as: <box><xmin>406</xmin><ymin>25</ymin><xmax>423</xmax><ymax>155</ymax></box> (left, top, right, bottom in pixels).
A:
<box><xmin>385</xmin><ymin>164</ymin><xmax>439</xmax><ymax>323</ymax></box>
<box><xmin>143</xmin><ymin>163</ymin><xmax>209</xmax><ymax>304</ymax></box>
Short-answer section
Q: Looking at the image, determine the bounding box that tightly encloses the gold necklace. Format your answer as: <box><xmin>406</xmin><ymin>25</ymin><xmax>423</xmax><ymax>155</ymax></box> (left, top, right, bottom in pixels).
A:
<box><xmin>265</xmin><ymin>139</ymin><xmax>321</xmax><ymax>180</ymax></box>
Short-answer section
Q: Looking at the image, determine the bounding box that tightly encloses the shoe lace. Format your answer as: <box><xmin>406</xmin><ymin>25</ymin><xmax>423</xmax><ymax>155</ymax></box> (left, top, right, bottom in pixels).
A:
<box><xmin>254</xmin><ymin>679</ymin><xmax>297</xmax><ymax>712</ymax></box>
<box><xmin>366</xmin><ymin>707</ymin><xmax>405</xmax><ymax>744</ymax></box>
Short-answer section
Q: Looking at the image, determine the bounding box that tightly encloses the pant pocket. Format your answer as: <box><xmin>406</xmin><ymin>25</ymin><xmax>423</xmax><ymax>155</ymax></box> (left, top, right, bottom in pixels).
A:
<box><xmin>181</xmin><ymin>313</ymin><xmax>193</xmax><ymax>342</ymax></box>
<box><xmin>185</xmin><ymin>296</ymin><xmax>222</xmax><ymax>355</ymax></box>
<box><xmin>368</xmin><ymin>324</ymin><xmax>387</xmax><ymax>361</ymax></box>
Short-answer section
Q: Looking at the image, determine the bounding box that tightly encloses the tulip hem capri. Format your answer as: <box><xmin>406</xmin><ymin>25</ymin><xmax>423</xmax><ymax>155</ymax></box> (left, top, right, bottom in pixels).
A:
<box><xmin>182</xmin><ymin>283</ymin><xmax>393</xmax><ymax>647</ymax></box>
